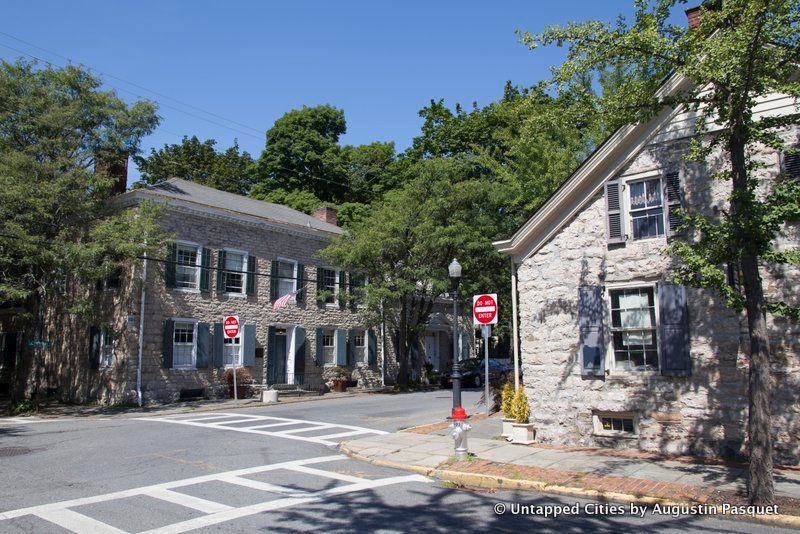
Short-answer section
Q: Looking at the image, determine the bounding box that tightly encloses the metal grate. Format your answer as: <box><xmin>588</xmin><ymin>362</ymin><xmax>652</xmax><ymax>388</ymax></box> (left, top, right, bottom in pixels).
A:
<box><xmin>0</xmin><ymin>447</ymin><xmax>33</xmax><ymax>457</ymax></box>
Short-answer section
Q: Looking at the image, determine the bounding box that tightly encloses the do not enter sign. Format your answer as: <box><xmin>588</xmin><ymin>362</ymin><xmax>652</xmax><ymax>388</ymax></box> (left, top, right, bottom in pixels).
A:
<box><xmin>223</xmin><ymin>315</ymin><xmax>240</xmax><ymax>339</ymax></box>
<box><xmin>473</xmin><ymin>294</ymin><xmax>498</xmax><ymax>325</ymax></box>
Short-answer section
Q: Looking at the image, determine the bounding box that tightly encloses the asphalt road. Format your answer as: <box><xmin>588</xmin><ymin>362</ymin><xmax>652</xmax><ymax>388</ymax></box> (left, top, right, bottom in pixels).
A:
<box><xmin>0</xmin><ymin>390</ymin><xmax>792</xmax><ymax>533</ymax></box>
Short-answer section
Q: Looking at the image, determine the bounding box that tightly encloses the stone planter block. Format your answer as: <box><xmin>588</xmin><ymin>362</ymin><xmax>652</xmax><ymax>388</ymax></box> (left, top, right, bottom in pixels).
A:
<box><xmin>511</xmin><ymin>422</ymin><xmax>536</xmax><ymax>444</ymax></box>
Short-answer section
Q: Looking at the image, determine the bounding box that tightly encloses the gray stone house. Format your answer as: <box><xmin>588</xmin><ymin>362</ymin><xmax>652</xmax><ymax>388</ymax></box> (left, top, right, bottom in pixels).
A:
<box><xmin>1</xmin><ymin>179</ymin><xmax>394</xmax><ymax>404</ymax></box>
<box><xmin>494</xmin><ymin>73</ymin><xmax>799</xmax><ymax>463</ymax></box>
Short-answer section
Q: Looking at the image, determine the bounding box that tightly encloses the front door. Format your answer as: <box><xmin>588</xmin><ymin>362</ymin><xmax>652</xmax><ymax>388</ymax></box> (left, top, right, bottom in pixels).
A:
<box><xmin>424</xmin><ymin>333</ymin><xmax>439</xmax><ymax>371</ymax></box>
<box><xmin>274</xmin><ymin>328</ymin><xmax>287</xmax><ymax>384</ymax></box>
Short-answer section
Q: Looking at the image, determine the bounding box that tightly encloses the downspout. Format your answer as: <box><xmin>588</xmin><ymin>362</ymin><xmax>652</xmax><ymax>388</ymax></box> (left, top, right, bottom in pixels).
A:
<box><xmin>136</xmin><ymin>249</ymin><xmax>148</xmax><ymax>407</ymax></box>
<box><xmin>511</xmin><ymin>258</ymin><xmax>520</xmax><ymax>392</ymax></box>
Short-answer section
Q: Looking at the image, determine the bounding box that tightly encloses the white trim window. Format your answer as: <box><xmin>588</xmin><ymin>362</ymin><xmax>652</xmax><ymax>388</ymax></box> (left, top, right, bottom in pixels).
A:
<box><xmin>322</xmin><ymin>329</ymin><xmax>335</xmax><ymax>365</ymax></box>
<box><xmin>99</xmin><ymin>329</ymin><xmax>114</xmax><ymax>368</ymax></box>
<box><xmin>320</xmin><ymin>268</ymin><xmax>339</xmax><ymax>305</ymax></box>
<box><xmin>354</xmin><ymin>330</ymin><xmax>367</xmax><ymax>365</ymax></box>
<box><xmin>223</xmin><ymin>250</ymin><xmax>247</xmax><ymax>294</ymax></box>
<box><xmin>608</xmin><ymin>286</ymin><xmax>659</xmax><ymax>372</ymax></box>
<box><xmin>627</xmin><ymin>178</ymin><xmax>664</xmax><ymax>240</ymax></box>
<box><xmin>276</xmin><ymin>259</ymin><xmax>297</xmax><ymax>299</ymax></box>
<box><xmin>173</xmin><ymin>321</ymin><xmax>197</xmax><ymax>368</ymax></box>
<box><xmin>175</xmin><ymin>243</ymin><xmax>201</xmax><ymax>289</ymax></box>
<box><xmin>593</xmin><ymin>412</ymin><xmax>637</xmax><ymax>436</ymax></box>
<box><xmin>223</xmin><ymin>336</ymin><xmax>242</xmax><ymax>367</ymax></box>
<box><xmin>350</xmin><ymin>274</ymin><xmax>368</xmax><ymax>307</ymax></box>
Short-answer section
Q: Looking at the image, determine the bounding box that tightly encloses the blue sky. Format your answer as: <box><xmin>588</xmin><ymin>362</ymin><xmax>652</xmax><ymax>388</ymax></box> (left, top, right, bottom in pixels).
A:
<box><xmin>1</xmin><ymin>1</ymin><xmax>689</xmax><ymax>184</ymax></box>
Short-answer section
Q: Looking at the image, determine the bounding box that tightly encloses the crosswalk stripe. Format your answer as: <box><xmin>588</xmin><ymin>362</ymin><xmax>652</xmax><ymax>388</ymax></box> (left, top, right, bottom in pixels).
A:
<box><xmin>218</xmin><ymin>475</ymin><xmax>309</xmax><ymax>496</ymax></box>
<box><xmin>311</xmin><ymin>429</ymin><xmax>374</xmax><ymax>440</ymax></box>
<box><xmin>35</xmin><ymin>508</ymin><xmax>127</xmax><ymax>534</ymax></box>
<box><xmin>243</xmin><ymin>421</ymin><xmax>305</xmax><ymax>430</ymax></box>
<box><xmin>289</xmin><ymin>465</ymin><xmax>368</xmax><ymax>484</ymax></box>
<box><xmin>146</xmin><ymin>489</ymin><xmax>233</xmax><ymax>514</ymax></box>
<box><xmin>274</xmin><ymin>424</ymin><xmax>336</xmax><ymax>434</ymax></box>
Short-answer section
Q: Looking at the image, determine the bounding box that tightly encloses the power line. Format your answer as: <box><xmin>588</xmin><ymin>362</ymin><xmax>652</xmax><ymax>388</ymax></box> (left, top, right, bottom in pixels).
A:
<box><xmin>0</xmin><ymin>39</ymin><xmax>360</xmax><ymax>193</ymax></box>
<box><xmin>0</xmin><ymin>31</ymin><xmax>264</xmax><ymax>136</ymax></box>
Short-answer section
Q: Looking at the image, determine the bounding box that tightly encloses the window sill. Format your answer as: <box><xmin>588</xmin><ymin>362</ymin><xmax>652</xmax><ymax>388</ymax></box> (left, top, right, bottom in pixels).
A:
<box><xmin>627</xmin><ymin>235</ymin><xmax>666</xmax><ymax>243</ymax></box>
<box><xmin>171</xmin><ymin>367</ymin><xmax>197</xmax><ymax>372</ymax></box>
<box><xmin>592</xmin><ymin>432</ymin><xmax>638</xmax><ymax>440</ymax></box>
<box><xmin>223</xmin><ymin>292</ymin><xmax>247</xmax><ymax>299</ymax></box>
<box><xmin>172</xmin><ymin>288</ymin><xmax>200</xmax><ymax>294</ymax></box>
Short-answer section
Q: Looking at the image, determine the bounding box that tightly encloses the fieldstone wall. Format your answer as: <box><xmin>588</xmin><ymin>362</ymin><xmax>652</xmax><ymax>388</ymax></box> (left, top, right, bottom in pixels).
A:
<box><xmin>517</xmin><ymin>132</ymin><xmax>800</xmax><ymax>464</ymax></box>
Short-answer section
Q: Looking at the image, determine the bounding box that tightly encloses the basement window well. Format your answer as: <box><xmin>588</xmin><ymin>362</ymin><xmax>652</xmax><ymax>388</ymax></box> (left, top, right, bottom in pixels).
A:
<box><xmin>593</xmin><ymin>412</ymin><xmax>637</xmax><ymax>437</ymax></box>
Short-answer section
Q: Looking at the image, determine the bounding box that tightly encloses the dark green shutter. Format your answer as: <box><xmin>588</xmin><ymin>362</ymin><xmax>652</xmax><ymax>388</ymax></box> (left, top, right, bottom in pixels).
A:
<box><xmin>315</xmin><ymin>328</ymin><xmax>324</xmax><ymax>366</ymax></box>
<box><xmin>162</xmin><ymin>319</ymin><xmax>174</xmax><ymax>369</ymax></box>
<box><xmin>270</xmin><ymin>260</ymin><xmax>280</xmax><ymax>301</ymax></box>
<box><xmin>658</xmin><ymin>282</ymin><xmax>691</xmax><ymax>376</ymax></box>
<box><xmin>242</xmin><ymin>324</ymin><xmax>256</xmax><ymax>367</ymax></box>
<box><xmin>316</xmin><ymin>267</ymin><xmax>323</xmax><ymax>301</ymax></box>
<box><xmin>338</xmin><ymin>272</ymin><xmax>346</xmax><ymax>309</ymax></box>
<box><xmin>196</xmin><ymin>322</ymin><xmax>210</xmax><ymax>368</ymax></box>
<box><xmin>578</xmin><ymin>286</ymin><xmax>604</xmax><ymax>376</ymax></box>
<box><xmin>605</xmin><ymin>181</ymin><xmax>625</xmax><ymax>245</ymax></box>
<box><xmin>347</xmin><ymin>329</ymin><xmax>356</xmax><ymax>366</ymax></box>
<box><xmin>335</xmin><ymin>329</ymin><xmax>348</xmax><ymax>365</ymax></box>
<box><xmin>213</xmin><ymin>323</ymin><xmax>224</xmax><ymax>367</ymax></box>
<box><xmin>165</xmin><ymin>243</ymin><xmax>177</xmax><ymax>288</ymax></box>
<box><xmin>200</xmin><ymin>248</ymin><xmax>211</xmax><ymax>292</ymax></box>
<box><xmin>246</xmin><ymin>256</ymin><xmax>257</xmax><ymax>295</ymax></box>
<box><xmin>368</xmin><ymin>329</ymin><xmax>377</xmax><ymax>366</ymax></box>
<box><xmin>216</xmin><ymin>251</ymin><xmax>227</xmax><ymax>292</ymax></box>
<box><xmin>296</xmin><ymin>264</ymin><xmax>306</xmax><ymax>304</ymax></box>
<box><xmin>266</xmin><ymin>326</ymin><xmax>276</xmax><ymax>384</ymax></box>
<box><xmin>663</xmin><ymin>171</ymin><xmax>684</xmax><ymax>236</ymax></box>
<box><xmin>89</xmin><ymin>326</ymin><xmax>101</xmax><ymax>370</ymax></box>
<box><xmin>294</xmin><ymin>327</ymin><xmax>306</xmax><ymax>378</ymax></box>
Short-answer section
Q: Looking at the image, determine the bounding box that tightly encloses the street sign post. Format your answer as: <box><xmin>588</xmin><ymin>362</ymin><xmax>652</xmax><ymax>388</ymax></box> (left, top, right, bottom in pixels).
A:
<box><xmin>472</xmin><ymin>294</ymin><xmax>498</xmax><ymax>325</ymax></box>
<box><xmin>222</xmin><ymin>316</ymin><xmax>240</xmax><ymax>399</ymax></box>
<box><xmin>473</xmin><ymin>294</ymin><xmax>498</xmax><ymax>415</ymax></box>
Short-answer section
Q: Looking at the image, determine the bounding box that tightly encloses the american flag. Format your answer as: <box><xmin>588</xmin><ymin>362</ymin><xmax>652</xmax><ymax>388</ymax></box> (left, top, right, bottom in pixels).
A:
<box><xmin>272</xmin><ymin>286</ymin><xmax>305</xmax><ymax>310</ymax></box>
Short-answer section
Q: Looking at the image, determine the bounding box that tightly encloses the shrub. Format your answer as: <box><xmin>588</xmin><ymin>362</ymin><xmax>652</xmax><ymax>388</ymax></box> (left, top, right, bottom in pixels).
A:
<box><xmin>500</xmin><ymin>382</ymin><xmax>515</xmax><ymax>419</ymax></box>
<box><xmin>8</xmin><ymin>399</ymin><xmax>39</xmax><ymax>416</ymax></box>
<box><xmin>223</xmin><ymin>367</ymin><xmax>252</xmax><ymax>386</ymax></box>
<box><xmin>511</xmin><ymin>388</ymin><xmax>530</xmax><ymax>424</ymax></box>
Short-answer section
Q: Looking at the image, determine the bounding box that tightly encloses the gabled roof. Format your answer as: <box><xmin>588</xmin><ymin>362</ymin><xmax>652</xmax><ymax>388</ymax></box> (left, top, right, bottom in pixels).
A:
<box><xmin>118</xmin><ymin>178</ymin><xmax>344</xmax><ymax>238</ymax></box>
<box><xmin>493</xmin><ymin>72</ymin><xmax>693</xmax><ymax>263</ymax></box>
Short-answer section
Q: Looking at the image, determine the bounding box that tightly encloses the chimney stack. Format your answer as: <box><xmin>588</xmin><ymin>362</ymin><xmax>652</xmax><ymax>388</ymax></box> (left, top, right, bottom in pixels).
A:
<box><xmin>685</xmin><ymin>5</ymin><xmax>702</xmax><ymax>28</ymax></box>
<box><xmin>313</xmin><ymin>206</ymin><xmax>338</xmax><ymax>226</ymax></box>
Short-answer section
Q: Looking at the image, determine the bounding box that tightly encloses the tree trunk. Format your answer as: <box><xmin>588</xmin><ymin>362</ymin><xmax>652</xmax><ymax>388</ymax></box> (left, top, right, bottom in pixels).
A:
<box><xmin>397</xmin><ymin>298</ymin><xmax>409</xmax><ymax>387</ymax></box>
<box><xmin>729</xmin><ymin>127</ymin><xmax>775</xmax><ymax>505</ymax></box>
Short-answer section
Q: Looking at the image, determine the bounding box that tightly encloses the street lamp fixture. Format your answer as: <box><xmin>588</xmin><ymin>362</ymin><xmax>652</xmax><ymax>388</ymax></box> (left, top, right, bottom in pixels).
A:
<box><xmin>448</xmin><ymin>258</ymin><xmax>463</xmax><ymax>416</ymax></box>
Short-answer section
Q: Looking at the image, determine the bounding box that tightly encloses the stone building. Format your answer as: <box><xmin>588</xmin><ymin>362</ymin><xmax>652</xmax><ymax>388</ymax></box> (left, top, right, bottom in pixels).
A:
<box><xmin>494</xmin><ymin>73</ymin><xmax>800</xmax><ymax>463</ymax></box>
<box><xmin>1</xmin><ymin>179</ymin><xmax>393</xmax><ymax>404</ymax></box>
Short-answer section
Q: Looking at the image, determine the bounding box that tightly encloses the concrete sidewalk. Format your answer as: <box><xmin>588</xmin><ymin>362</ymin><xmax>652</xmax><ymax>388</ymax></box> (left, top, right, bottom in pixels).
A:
<box><xmin>341</xmin><ymin>414</ymin><xmax>800</xmax><ymax>521</ymax></box>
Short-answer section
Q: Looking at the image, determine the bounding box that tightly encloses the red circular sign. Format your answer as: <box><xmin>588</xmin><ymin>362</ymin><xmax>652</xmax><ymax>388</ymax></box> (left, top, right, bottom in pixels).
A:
<box><xmin>223</xmin><ymin>316</ymin><xmax>240</xmax><ymax>338</ymax></box>
<box><xmin>473</xmin><ymin>294</ymin><xmax>498</xmax><ymax>324</ymax></box>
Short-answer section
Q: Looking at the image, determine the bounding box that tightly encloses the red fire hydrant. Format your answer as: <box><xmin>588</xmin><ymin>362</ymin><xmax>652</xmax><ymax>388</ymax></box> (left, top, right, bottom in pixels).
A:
<box><xmin>449</xmin><ymin>407</ymin><xmax>471</xmax><ymax>460</ymax></box>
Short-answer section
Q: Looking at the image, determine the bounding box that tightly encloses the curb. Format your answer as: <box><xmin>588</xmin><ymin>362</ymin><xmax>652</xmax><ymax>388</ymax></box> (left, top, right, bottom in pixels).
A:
<box><xmin>338</xmin><ymin>444</ymin><xmax>800</xmax><ymax>529</ymax></box>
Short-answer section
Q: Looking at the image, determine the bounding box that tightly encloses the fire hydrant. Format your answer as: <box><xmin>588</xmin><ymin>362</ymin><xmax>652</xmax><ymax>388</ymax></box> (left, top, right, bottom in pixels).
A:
<box><xmin>449</xmin><ymin>406</ymin><xmax>472</xmax><ymax>460</ymax></box>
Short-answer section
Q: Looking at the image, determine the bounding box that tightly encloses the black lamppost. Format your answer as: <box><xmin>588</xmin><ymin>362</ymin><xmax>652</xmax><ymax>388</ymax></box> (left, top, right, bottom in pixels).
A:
<box><xmin>449</xmin><ymin>258</ymin><xmax>462</xmax><ymax>415</ymax></box>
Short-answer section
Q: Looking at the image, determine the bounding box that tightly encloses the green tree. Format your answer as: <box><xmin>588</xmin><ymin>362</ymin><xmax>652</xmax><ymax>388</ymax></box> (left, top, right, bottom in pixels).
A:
<box><xmin>321</xmin><ymin>158</ymin><xmax>508</xmax><ymax>386</ymax></box>
<box><xmin>520</xmin><ymin>0</ymin><xmax>800</xmax><ymax>504</ymax></box>
<box><xmin>0</xmin><ymin>60</ymin><xmax>163</xmax><ymax>317</ymax></box>
<box><xmin>135</xmin><ymin>136</ymin><xmax>255</xmax><ymax>195</ymax></box>
<box><xmin>253</xmin><ymin>105</ymin><xmax>348</xmax><ymax>204</ymax></box>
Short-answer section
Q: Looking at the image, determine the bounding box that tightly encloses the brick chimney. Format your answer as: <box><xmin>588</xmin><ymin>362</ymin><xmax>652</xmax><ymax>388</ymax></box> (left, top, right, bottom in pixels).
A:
<box><xmin>313</xmin><ymin>206</ymin><xmax>338</xmax><ymax>226</ymax></box>
<box><xmin>95</xmin><ymin>151</ymin><xmax>129</xmax><ymax>196</ymax></box>
<box><xmin>685</xmin><ymin>5</ymin><xmax>702</xmax><ymax>28</ymax></box>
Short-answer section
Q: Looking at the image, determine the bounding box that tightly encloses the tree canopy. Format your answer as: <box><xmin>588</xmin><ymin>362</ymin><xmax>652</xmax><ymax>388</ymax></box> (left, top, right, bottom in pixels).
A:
<box><xmin>0</xmin><ymin>60</ymin><xmax>164</xmax><ymax>315</ymax></box>
<box><xmin>134</xmin><ymin>135</ymin><xmax>255</xmax><ymax>195</ymax></box>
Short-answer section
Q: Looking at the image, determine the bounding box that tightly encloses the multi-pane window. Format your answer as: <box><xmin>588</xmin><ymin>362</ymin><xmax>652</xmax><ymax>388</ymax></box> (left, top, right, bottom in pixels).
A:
<box><xmin>224</xmin><ymin>251</ymin><xmax>246</xmax><ymax>293</ymax></box>
<box><xmin>277</xmin><ymin>260</ymin><xmax>296</xmax><ymax>298</ymax></box>
<box><xmin>99</xmin><ymin>330</ymin><xmax>114</xmax><ymax>368</ymax></box>
<box><xmin>320</xmin><ymin>268</ymin><xmax>338</xmax><ymax>304</ymax></box>
<box><xmin>629</xmin><ymin>179</ymin><xmax>664</xmax><ymax>240</ymax></box>
<box><xmin>322</xmin><ymin>330</ymin><xmax>335</xmax><ymax>365</ymax></box>
<box><xmin>350</xmin><ymin>275</ymin><xmax>367</xmax><ymax>307</ymax></box>
<box><xmin>354</xmin><ymin>331</ymin><xmax>367</xmax><ymax>364</ymax></box>
<box><xmin>609</xmin><ymin>287</ymin><xmax>659</xmax><ymax>371</ymax></box>
<box><xmin>173</xmin><ymin>322</ymin><xmax>195</xmax><ymax>368</ymax></box>
<box><xmin>601</xmin><ymin>416</ymin><xmax>635</xmax><ymax>434</ymax></box>
<box><xmin>223</xmin><ymin>336</ymin><xmax>241</xmax><ymax>367</ymax></box>
<box><xmin>176</xmin><ymin>244</ymin><xmax>200</xmax><ymax>289</ymax></box>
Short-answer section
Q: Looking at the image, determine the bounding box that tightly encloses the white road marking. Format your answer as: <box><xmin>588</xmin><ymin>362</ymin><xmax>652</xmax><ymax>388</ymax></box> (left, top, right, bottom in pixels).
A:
<box><xmin>140</xmin><ymin>412</ymin><xmax>388</xmax><ymax>445</ymax></box>
<box><xmin>0</xmin><ymin>455</ymin><xmax>430</xmax><ymax>534</ymax></box>
<box><xmin>145</xmin><ymin>489</ymin><xmax>233</xmax><ymax>514</ymax></box>
<box><xmin>35</xmin><ymin>509</ymin><xmax>127</xmax><ymax>534</ymax></box>
<box><xmin>174</xmin><ymin>414</ymin><xmax>251</xmax><ymax>423</ymax></box>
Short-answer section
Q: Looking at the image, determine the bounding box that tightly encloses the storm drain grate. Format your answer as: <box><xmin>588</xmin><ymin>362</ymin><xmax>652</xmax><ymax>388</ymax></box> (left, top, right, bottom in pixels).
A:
<box><xmin>0</xmin><ymin>447</ymin><xmax>33</xmax><ymax>457</ymax></box>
